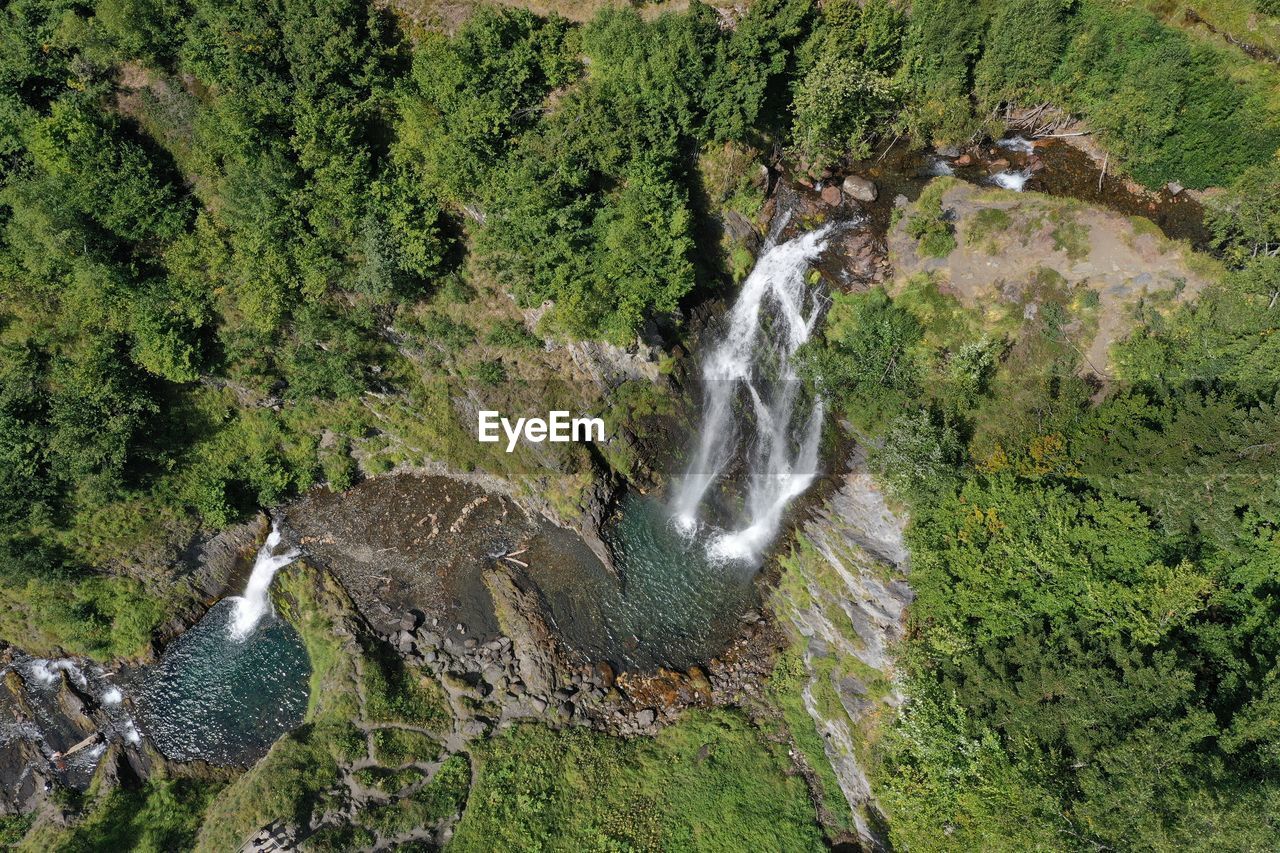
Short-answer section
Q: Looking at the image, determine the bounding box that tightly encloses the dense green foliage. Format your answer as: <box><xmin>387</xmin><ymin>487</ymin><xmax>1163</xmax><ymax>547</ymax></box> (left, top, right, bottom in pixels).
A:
<box><xmin>452</xmin><ymin>711</ymin><xmax>825</xmax><ymax>851</ymax></box>
<box><xmin>803</xmin><ymin>172</ymin><xmax>1280</xmax><ymax>849</ymax></box>
<box><xmin>895</xmin><ymin>0</ymin><xmax>1280</xmax><ymax>187</ymax></box>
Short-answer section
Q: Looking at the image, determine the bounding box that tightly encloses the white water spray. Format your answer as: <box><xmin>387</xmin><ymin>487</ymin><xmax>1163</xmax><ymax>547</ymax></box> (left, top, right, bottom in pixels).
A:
<box><xmin>671</xmin><ymin>222</ymin><xmax>833</xmax><ymax>562</ymax></box>
<box><xmin>229</xmin><ymin>522</ymin><xmax>300</xmax><ymax>639</ymax></box>
<box><xmin>992</xmin><ymin>169</ymin><xmax>1032</xmax><ymax>192</ymax></box>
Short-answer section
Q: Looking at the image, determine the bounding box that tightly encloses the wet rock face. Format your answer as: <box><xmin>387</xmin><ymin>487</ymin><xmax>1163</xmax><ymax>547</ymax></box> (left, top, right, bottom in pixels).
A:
<box><xmin>772</xmin><ymin>452</ymin><xmax>912</xmax><ymax>851</ymax></box>
<box><xmin>0</xmin><ymin>652</ymin><xmax>160</xmax><ymax>816</ymax></box>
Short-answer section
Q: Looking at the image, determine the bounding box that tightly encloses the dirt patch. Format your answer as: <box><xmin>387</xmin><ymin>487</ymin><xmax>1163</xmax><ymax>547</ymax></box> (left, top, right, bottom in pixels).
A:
<box><xmin>889</xmin><ymin>180</ymin><xmax>1218</xmax><ymax>378</ymax></box>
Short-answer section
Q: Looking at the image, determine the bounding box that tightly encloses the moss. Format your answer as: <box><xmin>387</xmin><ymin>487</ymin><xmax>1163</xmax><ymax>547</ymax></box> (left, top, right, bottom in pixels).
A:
<box><xmin>1050</xmin><ymin>216</ymin><xmax>1090</xmax><ymax>261</ymax></box>
<box><xmin>965</xmin><ymin>207</ymin><xmax>1013</xmax><ymax>254</ymax></box>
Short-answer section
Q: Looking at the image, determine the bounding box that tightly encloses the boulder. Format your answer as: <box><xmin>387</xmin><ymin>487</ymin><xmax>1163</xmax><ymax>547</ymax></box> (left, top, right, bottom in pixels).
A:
<box><xmin>635</xmin><ymin>709</ymin><xmax>657</xmax><ymax>727</ymax></box>
<box><xmin>955</xmin><ymin>153</ymin><xmax>973</xmax><ymax>167</ymax></box>
<box><xmin>841</xmin><ymin>175</ymin><xmax>878</xmax><ymax>202</ymax></box>
<box><xmin>820</xmin><ymin>184</ymin><xmax>842</xmax><ymax>206</ymax></box>
<box><xmin>1167</xmin><ymin>181</ymin><xmax>1184</xmax><ymax>196</ymax></box>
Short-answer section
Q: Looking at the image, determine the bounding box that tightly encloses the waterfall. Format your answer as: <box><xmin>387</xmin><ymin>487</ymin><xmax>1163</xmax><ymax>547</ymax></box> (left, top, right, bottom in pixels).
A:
<box><xmin>671</xmin><ymin>221</ymin><xmax>833</xmax><ymax>563</ymax></box>
<box><xmin>992</xmin><ymin>169</ymin><xmax>1031</xmax><ymax>192</ymax></box>
<box><xmin>229</xmin><ymin>522</ymin><xmax>300</xmax><ymax>639</ymax></box>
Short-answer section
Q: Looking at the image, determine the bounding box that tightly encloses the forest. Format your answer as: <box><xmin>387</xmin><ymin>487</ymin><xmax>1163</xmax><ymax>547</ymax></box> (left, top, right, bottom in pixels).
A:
<box><xmin>1</xmin><ymin>0</ymin><xmax>1279</xmax><ymax>849</ymax></box>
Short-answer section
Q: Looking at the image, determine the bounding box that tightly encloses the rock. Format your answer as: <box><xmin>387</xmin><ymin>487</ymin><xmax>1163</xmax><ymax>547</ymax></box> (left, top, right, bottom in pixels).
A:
<box><xmin>723</xmin><ymin>210</ymin><xmax>757</xmax><ymax>244</ymax></box>
<box><xmin>557</xmin><ymin>702</ymin><xmax>574</xmax><ymax>720</ymax></box>
<box><xmin>416</xmin><ymin>630</ymin><xmax>440</xmax><ymax>649</ymax></box>
<box><xmin>396</xmin><ymin>631</ymin><xmax>416</xmax><ymax>652</ymax></box>
<box><xmin>893</xmin><ymin>194</ymin><xmax>909</xmax><ymax>209</ymax></box>
<box><xmin>635</xmin><ymin>709</ymin><xmax>656</xmax><ymax>727</ymax></box>
<box><xmin>936</xmin><ymin>144</ymin><xmax>960</xmax><ymax>158</ymax></box>
<box><xmin>482</xmin><ymin>564</ymin><xmax>561</xmax><ymax>697</ymax></box>
<box><xmin>529</xmin><ymin>697</ymin><xmax>548</xmax><ymax>713</ymax></box>
<box><xmin>591</xmin><ymin>662</ymin><xmax>615</xmax><ymax>689</ymax></box>
<box><xmin>820</xmin><ymin>184</ymin><xmax>842</xmax><ymax>206</ymax></box>
<box><xmin>841</xmin><ymin>175</ymin><xmax>878</xmax><ymax>202</ymax></box>
<box><xmin>1167</xmin><ymin>181</ymin><xmax>1184</xmax><ymax>196</ymax></box>
<box><xmin>988</xmin><ymin>158</ymin><xmax>1010</xmax><ymax>172</ymax></box>
<box><xmin>510</xmin><ymin>682</ymin><xmax>526</xmax><ymax>696</ymax></box>
<box><xmin>955</xmin><ymin>153</ymin><xmax>973</xmax><ymax>167</ymax></box>
<box><xmin>399</xmin><ymin>610</ymin><xmax>423</xmax><ymax>632</ymax></box>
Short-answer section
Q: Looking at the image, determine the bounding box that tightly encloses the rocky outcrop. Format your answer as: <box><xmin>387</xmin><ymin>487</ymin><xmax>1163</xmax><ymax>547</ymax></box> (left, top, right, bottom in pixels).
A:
<box><xmin>772</xmin><ymin>452</ymin><xmax>912</xmax><ymax>851</ymax></box>
<box><xmin>384</xmin><ymin>561</ymin><xmax>782</xmax><ymax>740</ymax></box>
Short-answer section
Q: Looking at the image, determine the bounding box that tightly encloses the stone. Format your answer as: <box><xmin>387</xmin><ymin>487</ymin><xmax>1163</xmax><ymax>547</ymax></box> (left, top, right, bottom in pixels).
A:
<box><xmin>463</xmin><ymin>638</ymin><xmax>477</xmax><ymax>650</ymax></box>
<box><xmin>936</xmin><ymin>144</ymin><xmax>960</xmax><ymax>158</ymax></box>
<box><xmin>557</xmin><ymin>702</ymin><xmax>574</xmax><ymax>720</ymax></box>
<box><xmin>820</xmin><ymin>184</ymin><xmax>842</xmax><ymax>206</ymax></box>
<box><xmin>399</xmin><ymin>610</ymin><xmax>423</xmax><ymax>632</ymax></box>
<box><xmin>841</xmin><ymin>175</ymin><xmax>878</xmax><ymax>202</ymax></box>
<box><xmin>1167</xmin><ymin>181</ymin><xmax>1184</xmax><ymax>196</ymax></box>
<box><xmin>635</xmin><ymin>709</ymin><xmax>656</xmax><ymax>727</ymax></box>
<box><xmin>955</xmin><ymin>153</ymin><xmax>973</xmax><ymax>167</ymax></box>
<box><xmin>510</xmin><ymin>682</ymin><xmax>526</xmax><ymax>696</ymax></box>
<box><xmin>529</xmin><ymin>697</ymin><xmax>548</xmax><ymax>713</ymax></box>
<box><xmin>592</xmin><ymin>662</ymin><xmax>615</xmax><ymax>689</ymax></box>
<box><xmin>989</xmin><ymin>158</ymin><xmax>1010</xmax><ymax>172</ymax></box>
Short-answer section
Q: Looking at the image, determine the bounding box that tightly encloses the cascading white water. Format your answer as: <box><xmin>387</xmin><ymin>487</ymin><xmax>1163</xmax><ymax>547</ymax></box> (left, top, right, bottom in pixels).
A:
<box><xmin>671</xmin><ymin>221</ymin><xmax>833</xmax><ymax>563</ymax></box>
<box><xmin>229</xmin><ymin>522</ymin><xmax>300</xmax><ymax>639</ymax></box>
<box><xmin>992</xmin><ymin>169</ymin><xmax>1031</xmax><ymax>192</ymax></box>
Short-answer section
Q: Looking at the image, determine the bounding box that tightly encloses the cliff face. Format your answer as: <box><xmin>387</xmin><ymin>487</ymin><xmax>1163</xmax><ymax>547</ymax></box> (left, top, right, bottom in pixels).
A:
<box><xmin>771</xmin><ymin>452</ymin><xmax>911</xmax><ymax>850</ymax></box>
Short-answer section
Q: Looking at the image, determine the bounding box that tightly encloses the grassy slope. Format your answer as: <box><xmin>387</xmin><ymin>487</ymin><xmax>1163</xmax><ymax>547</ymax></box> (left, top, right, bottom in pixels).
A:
<box><xmin>452</xmin><ymin>711</ymin><xmax>826</xmax><ymax>852</ymax></box>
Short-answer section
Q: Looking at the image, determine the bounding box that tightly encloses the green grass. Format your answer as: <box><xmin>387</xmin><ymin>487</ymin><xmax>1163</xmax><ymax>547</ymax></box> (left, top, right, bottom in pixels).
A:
<box><xmin>767</xmin><ymin>649</ymin><xmax>858</xmax><ymax>838</ymax></box>
<box><xmin>966</xmin><ymin>207</ymin><xmax>1013</xmax><ymax>253</ymax></box>
<box><xmin>360</xmin><ymin>638</ymin><xmax>452</xmax><ymax>729</ymax></box>
<box><xmin>372</xmin><ymin>728</ymin><xmax>441</xmax><ymax>767</ymax></box>
<box><xmin>451</xmin><ymin>710</ymin><xmax>825</xmax><ymax>851</ymax></box>
<box><xmin>0</xmin><ymin>574</ymin><xmax>170</xmax><ymax>661</ymax></box>
<box><xmin>1050</xmin><ymin>216</ymin><xmax>1090</xmax><ymax>261</ymax></box>
<box><xmin>354</xmin><ymin>766</ymin><xmax>424</xmax><ymax>796</ymax></box>
<box><xmin>21</xmin><ymin>777</ymin><xmax>224</xmax><ymax>853</ymax></box>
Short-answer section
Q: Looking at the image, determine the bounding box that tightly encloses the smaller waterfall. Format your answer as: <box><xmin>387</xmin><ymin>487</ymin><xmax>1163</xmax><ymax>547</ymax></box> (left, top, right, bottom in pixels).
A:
<box><xmin>671</xmin><ymin>221</ymin><xmax>834</xmax><ymax>563</ymax></box>
<box><xmin>992</xmin><ymin>169</ymin><xmax>1031</xmax><ymax>192</ymax></box>
<box><xmin>229</xmin><ymin>522</ymin><xmax>300</xmax><ymax>639</ymax></box>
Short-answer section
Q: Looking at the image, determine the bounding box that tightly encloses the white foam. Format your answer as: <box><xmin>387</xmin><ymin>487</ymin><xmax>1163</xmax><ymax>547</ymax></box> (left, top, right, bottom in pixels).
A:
<box><xmin>671</xmin><ymin>222</ymin><xmax>834</xmax><ymax>563</ymax></box>
<box><xmin>229</xmin><ymin>522</ymin><xmax>301</xmax><ymax>639</ymax></box>
<box><xmin>992</xmin><ymin>170</ymin><xmax>1032</xmax><ymax>192</ymax></box>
